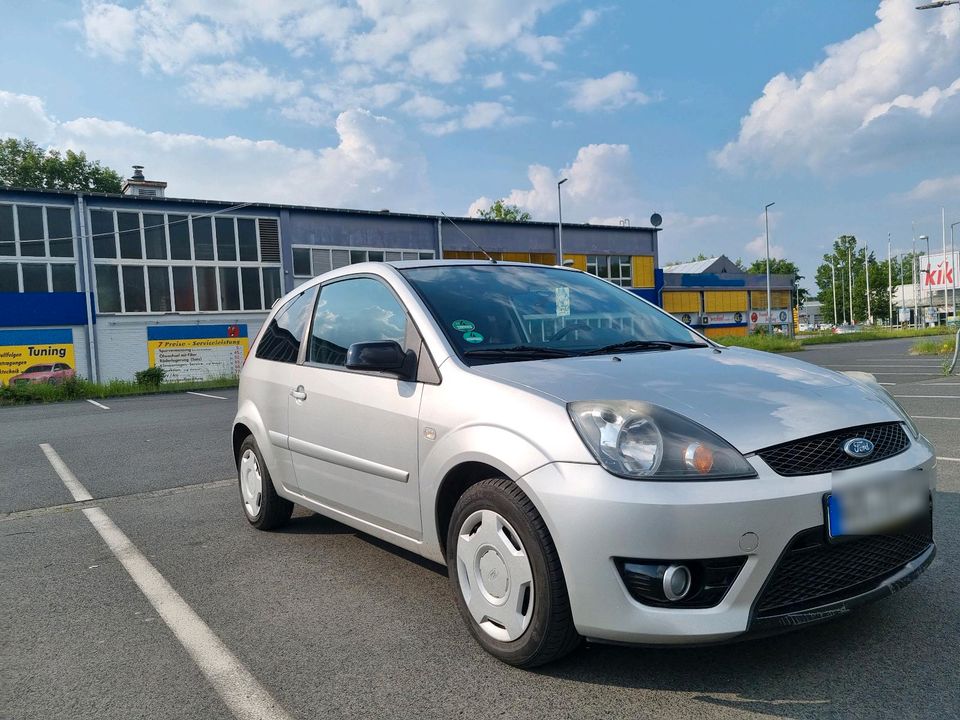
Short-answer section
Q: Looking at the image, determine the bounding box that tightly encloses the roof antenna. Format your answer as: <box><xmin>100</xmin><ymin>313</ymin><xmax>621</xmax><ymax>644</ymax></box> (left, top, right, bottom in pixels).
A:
<box><xmin>440</xmin><ymin>212</ymin><xmax>496</xmax><ymax>263</ymax></box>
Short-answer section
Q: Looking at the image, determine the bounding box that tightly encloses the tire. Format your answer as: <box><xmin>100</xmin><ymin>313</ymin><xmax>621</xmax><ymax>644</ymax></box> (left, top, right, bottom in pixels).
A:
<box><xmin>237</xmin><ymin>435</ymin><xmax>293</xmax><ymax>531</ymax></box>
<box><xmin>446</xmin><ymin>477</ymin><xmax>580</xmax><ymax>667</ymax></box>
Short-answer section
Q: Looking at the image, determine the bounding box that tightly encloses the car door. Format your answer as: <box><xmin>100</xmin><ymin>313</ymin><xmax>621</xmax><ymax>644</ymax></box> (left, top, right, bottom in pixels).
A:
<box><xmin>286</xmin><ymin>275</ymin><xmax>424</xmax><ymax>539</ymax></box>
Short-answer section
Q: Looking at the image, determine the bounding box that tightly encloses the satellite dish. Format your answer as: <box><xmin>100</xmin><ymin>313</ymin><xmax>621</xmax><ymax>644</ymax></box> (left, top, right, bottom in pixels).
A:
<box><xmin>650</xmin><ymin>212</ymin><xmax>663</xmax><ymax>227</ymax></box>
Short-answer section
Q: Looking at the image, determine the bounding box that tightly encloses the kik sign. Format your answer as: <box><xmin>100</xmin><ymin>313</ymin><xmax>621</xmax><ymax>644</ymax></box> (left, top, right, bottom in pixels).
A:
<box><xmin>922</xmin><ymin>252</ymin><xmax>958</xmax><ymax>290</ymax></box>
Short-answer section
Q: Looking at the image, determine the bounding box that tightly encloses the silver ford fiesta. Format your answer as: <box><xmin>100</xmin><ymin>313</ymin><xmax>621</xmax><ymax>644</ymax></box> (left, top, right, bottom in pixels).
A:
<box><xmin>232</xmin><ymin>260</ymin><xmax>936</xmax><ymax>667</ymax></box>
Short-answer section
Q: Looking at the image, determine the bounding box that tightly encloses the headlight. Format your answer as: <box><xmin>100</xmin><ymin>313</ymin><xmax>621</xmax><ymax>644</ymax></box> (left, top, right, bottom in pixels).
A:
<box><xmin>568</xmin><ymin>401</ymin><xmax>757</xmax><ymax>480</ymax></box>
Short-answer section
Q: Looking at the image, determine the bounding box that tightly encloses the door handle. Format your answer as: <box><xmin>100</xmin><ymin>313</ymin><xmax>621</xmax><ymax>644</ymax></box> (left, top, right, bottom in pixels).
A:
<box><xmin>290</xmin><ymin>386</ymin><xmax>307</xmax><ymax>401</ymax></box>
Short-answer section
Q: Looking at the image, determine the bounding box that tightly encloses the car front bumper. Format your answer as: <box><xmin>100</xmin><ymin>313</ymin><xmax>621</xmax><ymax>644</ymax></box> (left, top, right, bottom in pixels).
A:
<box><xmin>517</xmin><ymin>436</ymin><xmax>937</xmax><ymax>645</ymax></box>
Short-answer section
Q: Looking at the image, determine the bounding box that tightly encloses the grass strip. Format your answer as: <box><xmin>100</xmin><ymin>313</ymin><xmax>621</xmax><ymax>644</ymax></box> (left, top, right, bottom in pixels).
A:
<box><xmin>715</xmin><ymin>335</ymin><xmax>803</xmax><ymax>353</ymax></box>
<box><xmin>0</xmin><ymin>376</ymin><xmax>239</xmax><ymax>406</ymax></box>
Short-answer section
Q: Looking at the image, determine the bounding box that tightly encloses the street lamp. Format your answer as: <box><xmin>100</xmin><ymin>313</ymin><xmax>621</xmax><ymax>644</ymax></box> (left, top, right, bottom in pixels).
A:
<box><xmin>919</xmin><ymin>234</ymin><xmax>931</xmax><ymax>324</ymax></box>
<box><xmin>764</xmin><ymin>202</ymin><xmax>775</xmax><ymax>334</ymax></box>
<box><xmin>829</xmin><ymin>260</ymin><xmax>838</xmax><ymax>325</ymax></box>
<box><xmin>556</xmin><ymin>178</ymin><xmax>568</xmax><ymax>265</ymax></box>
<box><xmin>951</xmin><ymin>220</ymin><xmax>959</xmax><ymax>318</ymax></box>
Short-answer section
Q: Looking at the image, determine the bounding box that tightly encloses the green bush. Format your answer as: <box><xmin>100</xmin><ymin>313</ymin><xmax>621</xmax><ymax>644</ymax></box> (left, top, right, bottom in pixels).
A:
<box><xmin>135</xmin><ymin>367</ymin><xmax>166</xmax><ymax>386</ymax></box>
<box><xmin>715</xmin><ymin>334</ymin><xmax>802</xmax><ymax>353</ymax></box>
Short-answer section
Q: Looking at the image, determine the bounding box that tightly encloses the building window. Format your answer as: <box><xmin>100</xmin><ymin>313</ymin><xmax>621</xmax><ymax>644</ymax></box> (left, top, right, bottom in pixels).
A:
<box><xmin>291</xmin><ymin>245</ymin><xmax>434</xmax><ymax>278</ymax></box>
<box><xmin>586</xmin><ymin>255</ymin><xmax>632</xmax><ymax>287</ymax></box>
<box><xmin>90</xmin><ymin>209</ymin><xmax>282</xmax><ymax>314</ymax></box>
<box><xmin>0</xmin><ymin>203</ymin><xmax>78</xmax><ymax>291</ymax></box>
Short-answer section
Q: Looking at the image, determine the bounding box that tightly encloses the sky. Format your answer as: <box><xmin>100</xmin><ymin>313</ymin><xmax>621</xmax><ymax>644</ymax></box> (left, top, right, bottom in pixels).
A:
<box><xmin>0</xmin><ymin>0</ymin><xmax>958</xmax><ymax>292</ymax></box>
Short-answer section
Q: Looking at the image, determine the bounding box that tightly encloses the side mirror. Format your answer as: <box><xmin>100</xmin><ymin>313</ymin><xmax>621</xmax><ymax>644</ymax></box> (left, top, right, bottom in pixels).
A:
<box><xmin>346</xmin><ymin>340</ymin><xmax>410</xmax><ymax>375</ymax></box>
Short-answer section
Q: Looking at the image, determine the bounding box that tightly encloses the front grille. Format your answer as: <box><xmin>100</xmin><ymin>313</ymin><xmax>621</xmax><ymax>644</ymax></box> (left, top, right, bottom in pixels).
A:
<box><xmin>757</xmin><ymin>422</ymin><xmax>909</xmax><ymax>476</ymax></box>
<box><xmin>754</xmin><ymin>522</ymin><xmax>933</xmax><ymax>618</ymax></box>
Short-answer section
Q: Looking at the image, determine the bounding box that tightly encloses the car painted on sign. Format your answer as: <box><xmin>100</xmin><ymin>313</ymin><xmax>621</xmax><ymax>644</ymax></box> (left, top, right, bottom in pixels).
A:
<box><xmin>232</xmin><ymin>260</ymin><xmax>936</xmax><ymax>667</ymax></box>
<box><xmin>8</xmin><ymin>362</ymin><xmax>75</xmax><ymax>385</ymax></box>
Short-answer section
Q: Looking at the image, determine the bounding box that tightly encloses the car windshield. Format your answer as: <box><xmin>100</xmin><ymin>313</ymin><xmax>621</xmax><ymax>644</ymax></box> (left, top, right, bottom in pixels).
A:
<box><xmin>399</xmin><ymin>264</ymin><xmax>707</xmax><ymax>364</ymax></box>
<box><xmin>24</xmin><ymin>365</ymin><xmax>54</xmax><ymax>373</ymax></box>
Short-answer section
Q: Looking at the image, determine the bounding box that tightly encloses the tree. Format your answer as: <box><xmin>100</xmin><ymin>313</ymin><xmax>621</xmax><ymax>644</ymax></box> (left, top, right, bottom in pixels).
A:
<box><xmin>745</xmin><ymin>257</ymin><xmax>808</xmax><ymax>306</ymax></box>
<box><xmin>813</xmin><ymin>235</ymin><xmax>905</xmax><ymax>325</ymax></box>
<box><xmin>475</xmin><ymin>199</ymin><xmax>531</xmax><ymax>222</ymax></box>
<box><xmin>665</xmin><ymin>253</ymin><xmax>710</xmax><ymax>266</ymax></box>
<box><xmin>0</xmin><ymin>138</ymin><xmax>122</xmax><ymax>193</ymax></box>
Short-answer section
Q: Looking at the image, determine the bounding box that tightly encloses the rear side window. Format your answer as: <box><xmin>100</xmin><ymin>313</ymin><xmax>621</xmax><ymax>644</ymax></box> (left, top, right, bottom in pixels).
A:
<box><xmin>255</xmin><ymin>286</ymin><xmax>318</xmax><ymax>363</ymax></box>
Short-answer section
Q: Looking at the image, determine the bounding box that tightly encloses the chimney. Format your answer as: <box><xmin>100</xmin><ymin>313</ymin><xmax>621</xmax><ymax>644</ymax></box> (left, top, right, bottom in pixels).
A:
<box><xmin>121</xmin><ymin>165</ymin><xmax>167</xmax><ymax>198</ymax></box>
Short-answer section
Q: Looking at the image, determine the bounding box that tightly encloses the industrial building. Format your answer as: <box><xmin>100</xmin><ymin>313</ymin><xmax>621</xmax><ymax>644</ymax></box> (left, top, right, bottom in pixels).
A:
<box><xmin>1</xmin><ymin>169</ymin><xmax>664</xmax><ymax>383</ymax></box>
<box><xmin>661</xmin><ymin>256</ymin><xmax>797</xmax><ymax>338</ymax></box>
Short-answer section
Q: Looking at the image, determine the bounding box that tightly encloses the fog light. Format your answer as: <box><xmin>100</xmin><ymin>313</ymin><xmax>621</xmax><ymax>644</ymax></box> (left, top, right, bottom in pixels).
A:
<box><xmin>663</xmin><ymin>564</ymin><xmax>692</xmax><ymax>601</ymax></box>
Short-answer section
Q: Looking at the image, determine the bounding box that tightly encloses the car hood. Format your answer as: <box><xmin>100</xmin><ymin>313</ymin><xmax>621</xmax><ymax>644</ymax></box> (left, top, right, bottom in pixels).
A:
<box><xmin>470</xmin><ymin>347</ymin><xmax>902</xmax><ymax>453</ymax></box>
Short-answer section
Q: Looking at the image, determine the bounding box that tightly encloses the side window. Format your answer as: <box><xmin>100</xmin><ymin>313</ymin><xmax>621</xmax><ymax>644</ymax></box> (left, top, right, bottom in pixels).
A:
<box><xmin>255</xmin><ymin>286</ymin><xmax>318</xmax><ymax>363</ymax></box>
<box><xmin>309</xmin><ymin>277</ymin><xmax>408</xmax><ymax>367</ymax></box>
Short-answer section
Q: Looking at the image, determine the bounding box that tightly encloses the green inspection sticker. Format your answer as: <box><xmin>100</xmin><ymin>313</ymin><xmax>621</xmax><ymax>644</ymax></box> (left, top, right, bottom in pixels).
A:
<box><xmin>462</xmin><ymin>331</ymin><xmax>484</xmax><ymax>344</ymax></box>
<box><xmin>452</xmin><ymin>319</ymin><xmax>475</xmax><ymax>332</ymax></box>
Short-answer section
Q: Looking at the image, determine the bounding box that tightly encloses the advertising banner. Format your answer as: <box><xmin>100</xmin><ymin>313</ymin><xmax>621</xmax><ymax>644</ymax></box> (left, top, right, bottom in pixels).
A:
<box><xmin>147</xmin><ymin>324</ymin><xmax>248</xmax><ymax>382</ymax></box>
<box><xmin>700</xmin><ymin>312</ymin><xmax>745</xmax><ymax>326</ymax></box>
<box><xmin>920</xmin><ymin>252</ymin><xmax>958</xmax><ymax>291</ymax></box>
<box><xmin>748</xmin><ymin>309</ymin><xmax>790</xmax><ymax>327</ymax></box>
<box><xmin>0</xmin><ymin>328</ymin><xmax>76</xmax><ymax>387</ymax></box>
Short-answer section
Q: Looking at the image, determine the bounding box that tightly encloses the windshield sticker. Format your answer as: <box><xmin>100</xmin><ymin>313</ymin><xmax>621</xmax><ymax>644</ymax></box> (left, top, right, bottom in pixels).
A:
<box><xmin>555</xmin><ymin>287</ymin><xmax>571</xmax><ymax>317</ymax></box>
<box><xmin>462</xmin><ymin>331</ymin><xmax>484</xmax><ymax>344</ymax></box>
<box><xmin>452</xmin><ymin>319</ymin><xmax>475</xmax><ymax>332</ymax></box>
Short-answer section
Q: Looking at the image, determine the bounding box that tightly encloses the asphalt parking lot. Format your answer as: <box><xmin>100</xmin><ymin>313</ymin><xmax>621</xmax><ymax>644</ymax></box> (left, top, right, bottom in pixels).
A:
<box><xmin>2</xmin><ymin>338</ymin><xmax>958</xmax><ymax>720</ymax></box>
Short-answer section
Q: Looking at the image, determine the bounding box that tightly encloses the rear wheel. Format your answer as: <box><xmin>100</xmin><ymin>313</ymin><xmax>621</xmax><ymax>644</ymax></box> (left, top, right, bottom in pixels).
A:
<box><xmin>237</xmin><ymin>435</ymin><xmax>293</xmax><ymax>530</ymax></box>
<box><xmin>446</xmin><ymin>477</ymin><xmax>580</xmax><ymax>667</ymax></box>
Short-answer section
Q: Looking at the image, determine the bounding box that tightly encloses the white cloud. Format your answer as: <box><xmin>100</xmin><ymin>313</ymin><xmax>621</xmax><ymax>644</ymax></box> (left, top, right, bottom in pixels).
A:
<box><xmin>0</xmin><ymin>89</ymin><xmax>430</xmax><ymax>210</ymax></box>
<box><xmin>567</xmin><ymin>71</ymin><xmax>652</xmax><ymax>112</ymax></box>
<box><xmin>82</xmin><ymin>1</ymin><xmax>137</xmax><ymax>61</ymax></box>
<box><xmin>0</xmin><ymin>91</ymin><xmax>57</xmax><ymax>142</ymax></box>
<box><xmin>422</xmin><ymin>101</ymin><xmax>527</xmax><ymax>136</ymax></box>
<box><xmin>901</xmin><ymin>174</ymin><xmax>960</xmax><ymax>202</ymax></box>
<box><xmin>714</xmin><ymin>0</ymin><xmax>960</xmax><ymax>174</ymax></box>
<box><xmin>744</xmin><ymin>211</ymin><xmax>785</xmax><ymax>259</ymax></box>
<box><xmin>466</xmin><ymin>143</ymin><xmax>647</xmax><ymax>223</ymax></box>
<box><xmin>279</xmin><ymin>96</ymin><xmax>331</xmax><ymax>127</ymax></box>
<box><xmin>570</xmin><ymin>8</ymin><xmax>601</xmax><ymax>34</ymax></box>
<box><xmin>185</xmin><ymin>62</ymin><xmax>302</xmax><ymax>108</ymax></box>
<box><xmin>399</xmin><ymin>94</ymin><xmax>455</xmax><ymax>119</ymax></box>
<box><xmin>482</xmin><ymin>72</ymin><xmax>505</xmax><ymax>89</ymax></box>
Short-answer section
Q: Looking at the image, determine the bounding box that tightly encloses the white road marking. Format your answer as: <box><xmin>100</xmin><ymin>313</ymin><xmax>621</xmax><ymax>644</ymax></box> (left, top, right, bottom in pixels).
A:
<box><xmin>880</xmin><ymin>382</ymin><xmax>896</xmax><ymax>386</ymax></box>
<box><xmin>86</xmin><ymin>399</ymin><xmax>110</xmax><ymax>410</ymax></box>
<box><xmin>40</xmin><ymin>444</ymin><xmax>294</xmax><ymax>720</ymax></box>
<box><xmin>186</xmin><ymin>391</ymin><xmax>227</xmax><ymax>400</ymax></box>
<box><xmin>939</xmin><ymin>457</ymin><xmax>960</xmax><ymax>463</ymax></box>
<box><xmin>39</xmin><ymin>443</ymin><xmax>92</xmax><ymax>502</ymax></box>
<box><xmin>913</xmin><ymin>416</ymin><xmax>960</xmax><ymax>421</ymax></box>
<box><xmin>894</xmin><ymin>395</ymin><xmax>960</xmax><ymax>399</ymax></box>
<box><xmin>919</xmin><ymin>382</ymin><xmax>960</xmax><ymax>386</ymax></box>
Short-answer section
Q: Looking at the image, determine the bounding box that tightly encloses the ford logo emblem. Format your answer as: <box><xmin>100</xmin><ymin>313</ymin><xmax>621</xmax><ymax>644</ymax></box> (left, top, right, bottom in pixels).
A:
<box><xmin>843</xmin><ymin>438</ymin><xmax>875</xmax><ymax>458</ymax></box>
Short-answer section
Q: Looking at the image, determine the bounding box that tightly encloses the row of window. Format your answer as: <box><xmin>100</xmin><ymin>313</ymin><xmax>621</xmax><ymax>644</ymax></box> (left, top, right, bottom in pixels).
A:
<box><xmin>292</xmin><ymin>246</ymin><xmax>434</xmax><ymax>278</ymax></box>
<box><xmin>256</xmin><ymin>277</ymin><xmax>408</xmax><ymax>369</ymax></box>
<box><xmin>0</xmin><ymin>261</ymin><xmax>77</xmax><ymax>293</ymax></box>
<box><xmin>90</xmin><ymin>210</ymin><xmax>272</xmax><ymax>264</ymax></box>
<box><xmin>94</xmin><ymin>264</ymin><xmax>282</xmax><ymax>314</ymax></box>
<box><xmin>0</xmin><ymin>203</ymin><xmax>75</xmax><ymax>258</ymax></box>
<box><xmin>586</xmin><ymin>255</ymin><xmax>633</xmax><ymax>287</ymax></box>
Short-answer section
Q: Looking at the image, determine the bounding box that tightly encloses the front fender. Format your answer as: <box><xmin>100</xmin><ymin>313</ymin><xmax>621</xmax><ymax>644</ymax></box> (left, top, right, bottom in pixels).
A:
<box><xmin>418</xmin><ymin>422</ymin><xmax>562</xmax><ymax>561</ymax></box>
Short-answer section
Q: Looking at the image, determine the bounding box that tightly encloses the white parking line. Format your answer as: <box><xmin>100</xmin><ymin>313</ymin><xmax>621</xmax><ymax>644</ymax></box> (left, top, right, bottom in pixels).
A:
<box><xmin>40</xmin><ymin>443</ymin><xmax>92</xmax><ymax>502</ymax></box>
<box><xmin>186</xmin><ymin>391</ymin><xmax>227</xmax><ymax>400</ymax></box>
<box><xmin>39</xmin><ymin>443</ymin><xmax>294</xmax><ymax>720</ymax></box>
<box><xmin>913</xmin><ymin>416</ymin><xmax>960</xmax><ymax>421</ymax></box>
<box><xmin>939</xmin><ymin>457</ymin><xmax>960</xmax><ymax>463</ymax></box>
<box><xmin>86</xmin><ymin>399</ymin><xmax>110</xmax><ymax>410</ymax></box>
<box><xmin>895</xmin><ymin>395</ymin><xmax>960</xmax><ymax>399</ymax></box>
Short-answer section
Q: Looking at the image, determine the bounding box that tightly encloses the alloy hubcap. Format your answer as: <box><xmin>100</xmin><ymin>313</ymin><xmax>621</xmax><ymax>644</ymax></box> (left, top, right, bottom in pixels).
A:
<box><xmin>456</xmin><ymin>509</ymin><xmax>534</xmax><ymax>642</ymax></box>
<box><xmin>239</xmin><ymin>449</ymin><xmax>263</xmax><ymax>518</ymax></box>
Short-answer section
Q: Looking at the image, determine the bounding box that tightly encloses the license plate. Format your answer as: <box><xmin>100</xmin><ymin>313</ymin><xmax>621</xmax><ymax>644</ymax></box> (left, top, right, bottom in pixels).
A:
<box><xmin>826</xmin><ymin>473</ymin><xmax>928</xmax><ymax>538</ymax></box>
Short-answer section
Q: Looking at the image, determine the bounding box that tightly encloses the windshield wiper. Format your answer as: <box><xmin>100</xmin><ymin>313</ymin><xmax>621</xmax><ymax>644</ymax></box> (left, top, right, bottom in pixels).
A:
<box><xmin>463</xmin><ymin>345</ymin><xmax>579</xmax><ymax>359</ymax></box>
<box><xmin>582</xmin><ymin>339</ymin><xmax>709</xmax><ymax>356</ymax></box>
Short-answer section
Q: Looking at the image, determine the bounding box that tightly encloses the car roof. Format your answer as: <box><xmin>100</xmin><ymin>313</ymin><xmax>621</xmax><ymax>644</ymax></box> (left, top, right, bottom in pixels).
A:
<box><xmin>383</xmin><ymin>259</ymin><xmax>575</xmax><ymax>270</ymax></box>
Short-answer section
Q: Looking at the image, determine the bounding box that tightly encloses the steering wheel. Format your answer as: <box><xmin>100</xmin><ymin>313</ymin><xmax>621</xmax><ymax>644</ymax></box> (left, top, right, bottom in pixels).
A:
<box><xmin>549</xmin><ymin>322</ymin><xmax>595</xmax><ymax>342</ymax></box>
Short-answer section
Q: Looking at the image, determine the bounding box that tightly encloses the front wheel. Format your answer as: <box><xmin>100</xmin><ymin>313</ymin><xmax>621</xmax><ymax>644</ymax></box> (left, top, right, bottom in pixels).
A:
<box><xmin>237</xmin><ymin>435</ymin><xmax>293</xmax><ymax>530</ymax></box>
<box><xmin>446</xmin><ymin>477</ymin><xmax>580</xmax><ymax>667</ymax></box>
